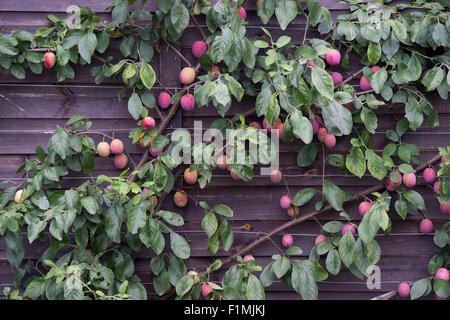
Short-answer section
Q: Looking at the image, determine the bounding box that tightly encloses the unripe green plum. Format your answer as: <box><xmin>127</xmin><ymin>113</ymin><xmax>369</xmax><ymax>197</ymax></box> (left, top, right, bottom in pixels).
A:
<box><xmin>14</xmin><ymin>189</ymin><xmax>23</xmax><ymax>204</ymax></box>
<box><xmin>96</xmin><ymin>141</ymin><xmax>110</xmax><ymax>158</ymax></box>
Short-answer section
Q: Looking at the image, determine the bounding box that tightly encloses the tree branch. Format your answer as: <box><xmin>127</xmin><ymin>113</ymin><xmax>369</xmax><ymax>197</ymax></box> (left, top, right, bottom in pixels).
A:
<box><xmin>219</xmin><ymin>153</ymin><xmax>442</xmax><ymax>267</ymax></box>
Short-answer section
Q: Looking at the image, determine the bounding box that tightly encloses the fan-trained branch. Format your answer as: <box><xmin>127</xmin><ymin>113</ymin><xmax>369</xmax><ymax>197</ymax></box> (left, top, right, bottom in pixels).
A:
<box><xmin>219</xmin><ymin>153</ymin><xmax>442</xmax><ymax>267</ymax></box>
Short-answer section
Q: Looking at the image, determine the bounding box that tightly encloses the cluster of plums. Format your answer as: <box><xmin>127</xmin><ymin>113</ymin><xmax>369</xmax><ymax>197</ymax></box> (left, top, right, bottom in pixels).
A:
<box><xmin>248</xmin><ymin>113</ymin><xmax>336</xmax><ymax>149</ymax></box>
<box><xmin>386</xmin><ymin>158</ymin><xmax>449</xmax><ymax>214</ymax></box>
<box><xmin>96</xmin><ymin>139</ymin><xmax>128</xmax><ymax>170</ymax></box>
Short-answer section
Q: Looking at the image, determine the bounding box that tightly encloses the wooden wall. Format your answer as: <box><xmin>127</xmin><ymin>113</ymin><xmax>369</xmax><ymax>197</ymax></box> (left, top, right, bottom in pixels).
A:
<box><xmin>0</xmin><ymin>0</ymin><xmax>448</xmax><ymax>300</ymax></box>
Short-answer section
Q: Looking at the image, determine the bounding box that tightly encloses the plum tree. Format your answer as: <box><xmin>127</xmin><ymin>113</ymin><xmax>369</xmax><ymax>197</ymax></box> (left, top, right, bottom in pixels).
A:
<box><xmin>317</xmin><ymin>127</ymin><xmax>328</xmax><ymax>142</ymax></box>
<box><xmin>114</xmin><ymin>153</ymin><xmax>128</xmax><ymax>169</ymax></box>
<box><xmin>181</xmin><ymin>93</ymin><xmax>195</xmax><ymax>111</ymax></box>
<box><xmin>326</xmin><ymin>49</ymin><xmax>341</xmax><ymax>66</ymax></box>
<box><xmin>435</xmin><ymin>268</ymin><xmax>449</xmax><ymax>281</ymax></box>
<box><xmin>96</xmin><ymin>141</ymin><xmax>111</xmax><ymax>158</ymax></box>
<box><xmin>287</xmin><ymin>205</ymin><xmax>299</xmax><ymax>218</ymax></box>
<box><xmin>358</xmin><ymin>201</ymin><xmax>372</xmax><ymax>216</ymax></box>
<box><xmin>142</xmin><ymin>116</ymin><xmax>155</xmax><ymax>129</ymax></box>
<box><xmin>440</xmin><ymin>203</ymin><xmax>450</xmax><ymax>214</ymax></box>
<box><xmin>179</xmin><ymin>67</ymin><xmax>196</xmax><ymax>85</ymax></box>
<box><xmin>230</xmin><ymin>171</ymin><xmax>241</xmax><ymax>181</ymax></box>
<box><xmin>397</xmin><ymin>282</ymin><xmax>410</xmax><ymax>297</ymax></box>
<box><xmin>270</xmin><ymin>169</ymin><xmax>282</xmax><ymax>184</ymax></box>
<box><xmin>419</xmin><ymin>219</ymin><xmax>433</xmax><ymax>233</ymax></box>
<box><xmin>282</xmin><ymin>234</ymin><xmax>293</xmax><ymax>248</ymax></box>
<box><xmin>201</xmin><ymin>283</ymin><xmax>213</xmax><ymax>297</ymax></box>
<box><xmin>44</xmin><ymin>52</ymin><xmax>56</xmax><ymax>69</ymax></box>
<box><xmin>434</xmin><ymin>181</ymin><xmax>440</xmax><ymax>194</ymax></box>
<box><xmin>359</xmin><ymin>66</ymin><xmax>380</xmax><ymax>91</ymax></box>
<box><xmin>14</xmin><ymin>189</ymin><xmax>23</xmax><ymax>204</ymax></box>
<box><xmin>331</xmin><ymin>72</ymin><xmax>343</xmax><ymax>85</ymax></box>
<box><xmin>158</xmin><ymin>92</ymin><xmax>171</xmax><ymax>109</ymax></box>
<box><xmin>110</xmin><ymin>139</ymin><xmax>124</xmax><ymax>154</ymax></box>
<box><xmin>423</xmin><ymin>168</ymin><xmax>436</xmax><ymax>183</ymax></box>
<box><xmin>276</xmin><ymin>123</ymin><xmax>284</xmax><ymax>139</ymax></box>
<box><xmin>216</xmin><ymin>155</ymin><xmax>228</xmax><ymax>170</ymax></box>
<box><xmin>239</xmin><ymin>7</ymin><xmax>247</xmax><ymax>19</ymax></box>
<box><xmin>263</xmin><ymin>118</ymin><xmax>281</xmax><ymax>132</ymax></box>
<box><xmin>249</xmin><ymin>122</ymin><xmax>261</xmax><ymax>130</ymax></box>
<box><xmin>324</xmin><ymin>133</ymin><xmax>336</xmax><ymax>148</ymax></box>
<box><xmin>403</xmin><ymin>173</ymin><xmax>417</xmax><ymax>188</ymax></box>
<box><xmin>149</xmin><ymin>146</ymin><xmax>163</xmax><ymax>157</ymax></box>
<box><xmin>174</xmin><ymin>190</ymin><xmax>188</xmax><ymax>208</ymax></box>
<box><xmin>280</xmin><ymin>195</ymin><xmax>291</xmax><ymax>209</ymax></box>
<box><xmin>315</xmin><ymin>234</ymin><xmax>325</xmax><ymax>245</ymax></box>
<box><xmin>341</xmin><ymin>223</ymin><xmax>355</xmax><ymax>236</ymax></box>
<box><xmin>242</xmin><ymin>255</ymin><xmax>255</xmax><ymax>263</ymax></box>
<box><xmin>184</xmin><ymin>168</ymin><xmax>198</xmax><ymax>185</ymax></box>
<box><xmin>386</xmin><ymin>172</ymin><xmax>402</xmax><ymax>191</ymax></box>
<box><xmin>192</xmin><ymin>41</ymin><xmax>207</xmax><ymax>58</ymax></box>
<box><xmin>187</xmin><ymin>270</ymin><xmax>200</xmax><ymax>283</ymax></box>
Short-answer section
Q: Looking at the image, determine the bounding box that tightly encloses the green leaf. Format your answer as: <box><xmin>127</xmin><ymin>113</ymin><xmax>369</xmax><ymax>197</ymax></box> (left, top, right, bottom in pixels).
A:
<box><xmin>246</xmin><ymin>274</ymin><xmax>265</xmax><ymax>300</ymax></box>
<box><xmin>157</xmin><ymin>210</ymin><xmax>184</xmax><ymax>227</ymax></box>
<box><xmin>139</xmin><ymin>62</ymin><xmax>156</xmax><ymax>89</ymax></box>
<box><xmin>322</xmin><ymin>100</ymin><xmax>353</xmax><ymax>136</ymax></box>
<box><xmin>360</xmin><ymin>107</ymin><xmax>378</xmax><ymax>134</ymax></box>
<box><xmin>24</xmin><ymin>278</ymin><xmax>46</xmax><ymax>298</ymax></box>
<box><xmin>257</xmin><ymin>0</ymin><xmax>275</xmax><ymax>24</ymax></box>
<box><xmin>128</xmin><ymin>92</ymin><xmax>143</xmax><ymax>121</ymax></box>
<box><xmin>371</xmin><ymin>68</ymin><xmax>388</xmax><ymax>94</ymax></box>
<box><xmin>403</xmin><ymin>189</ymin><xmax>425</xmax><ymax>211</ymax></box>
<box><xmin>367</xmin><ymin>42</ymin><xmax>381</xmax><ymax>65</ymax></box>
<box><xmin>326</xmin><ymin>249</ymin><xmax>341</xmax><ymax>275</ymax></box>
<box><xmin>78</xmin><ymin>31</ymin><xmax>97</xmax><ymax>64</ymax></box>
<box><xmin>170</xmin><ymin>2</ymin><xmax>189</xmax><ymax>35</ymax></box>
<box><xmin>346</xmin><ymin>147</ymin><xmax>366</xmax><ymax>178</ymax></box>
<box><xmin>338</xmin><ymin>231</ymin><xmax>356</xmax><ymax>268</ymax></box>
<box><xmin>410</xmin><ymin>278</ymin><xmax>429</xmax><ymax>300</ymax></box>
<box><xmin>273</xmin><ymin>256</ymin><xmax>291</xmax><ymax>278</ymax></box>
<box><xmin>291</xmin><ymin>263</ymin><xmax>318</xmax><ymax>300</ymax></box>
<box><xmin>213</xmin><ymin>204</ymin><xmax>233</xmax><ymax>217</ymax></box>
<box><xmin>170</xmin><ymin>232</ymin><xmax>190</xmax><ymax>259</ymax></box>
<box><xmin>127</xmin><ymin>203</ymin><xmax>146</xmax><ymax>234</ymax></box>
<box><xmin>297</xmin><ymin>143</ymin><xmax>318</xmax><ymax>167</ymax></box>
<box><xmin>290</xmin><ymin>110</ymin><xmax>313</xmax><ymax>144</ymax></box>
<box><xmin>322</xmin><ymin>221</ymin><xmax>343</xmax><ymax>233</ymax></box>
<box><xmin>210</xmin><ymin>27</ymin><xmax>233</xmax><ymax>63</ymax></box>
<box><xmin>80</xmin><ymin>196</ymin><xmax>98</xmax><ymax>215</ymax></box>
<box><xmin>433</xmin><ymin>230</ymin><xmax>449</xmax><ymax>248</ymax></box>
<box><xmin>311</xmin><ymin>67</ymin><xmax>334</xmax><ymax>100</ymax></box>
<box><xmin>112</xmin><ymin>3</ymin><xmax>128</xmax><ymax>24</ymax></box>
<box><xmin>323</xmin><ymin>181</ymin><xmax>349</xmax><ymax>211</ymax></box>
<box><xmin>307</xmin><ymin>1</ymin><xmax>322</xmax><ymax>27</ymax></box>
<box><xmin>201</xmin><ymin>211</ymin><xmax>218</xmax><ymax>238</ymax></box>
<box><xmin>291</xmin><ymin>188</ymin><xmax>317</xmax><ymax>206</ymax></box>
<box><xmin>50</xmin><ymin>128</ymin><xmax>69</xmax><ymax>160</ymax></box>
<box><xmin>275</xmin><ymin>0</ymin><xmax>298</xmax><ymax>30</ymax></box>
<box><xmin>365</xmin><ymin>149</ymin><xmax>387</xmax><ymax>180</ymax></box>
<box><xmin>421</xmin><ymin>67</ymin><xmax>444</xmax><ymax>91</ymax></box>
